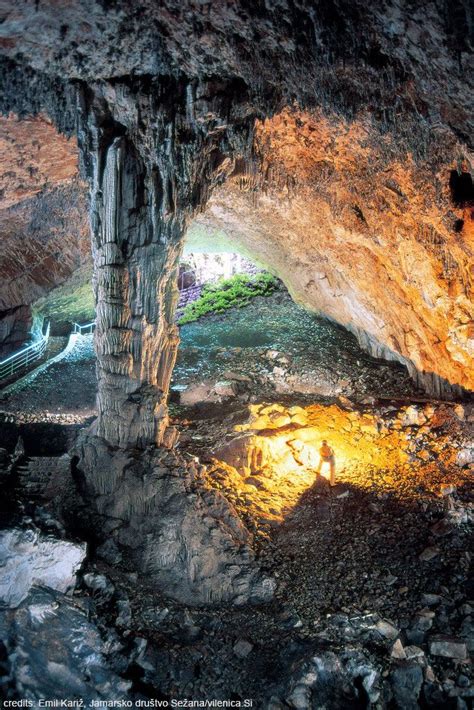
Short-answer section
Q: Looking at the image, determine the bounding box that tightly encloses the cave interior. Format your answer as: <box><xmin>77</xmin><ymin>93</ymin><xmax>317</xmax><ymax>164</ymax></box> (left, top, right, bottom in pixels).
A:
<box><xmin>0</xmin><ymin>1</ymin><xmax>473</xmax><ymax>707</ymax></box>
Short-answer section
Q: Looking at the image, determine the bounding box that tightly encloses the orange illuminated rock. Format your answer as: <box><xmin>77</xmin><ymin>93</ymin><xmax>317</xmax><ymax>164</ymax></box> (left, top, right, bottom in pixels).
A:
<box><xmin>0</xmin><ymin>114</ymin><xmax>88</xmax><ymax>351</ymax></box>
<box><xmin>1</xmin><ymin>107</ymin><xmax>473</xmax><ymax>394</ymax></box>
<box><xmin>207</xmin><ymin>400</ymin><xmax>472</xmax><ymax>524</ymax></box>
<box><xmin>0</xmin><ymin>114</ymin><xmax>79</xmax><ymax>209</ymax></box>
<box><xmin>192</xmin><ymin>108</ymin><xmax>474</xmax><ymax>393</ymax></box>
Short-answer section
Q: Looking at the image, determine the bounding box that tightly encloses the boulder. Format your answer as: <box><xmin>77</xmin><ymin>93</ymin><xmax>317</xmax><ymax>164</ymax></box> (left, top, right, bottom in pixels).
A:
<box><xmin>456</xmin><ymin>447</ymin><xmax>474</xmax><ymax>468</ymax></box>
<box><xmin>233</xmin><ymin>639</ymin><xmax>253</xmax><ymax>658</ymax></box>
<box><xmin>391</xmin><ymin>639</ymin><xmax>407</xmax><ymax>659</ymax></box>
<box><xmin>389</xmin><ymin>660</ymin><xmax>423</xmax><ymax>710</ymax></box>
<box><xmin>429</xmin><ymin>636</ymin><xmax>468</xmax><ymax>660</ymax></box>
<box><xmin>419</xmin><ymin>546</ymin><xmax>440</xmax><ymax>562</ymax></box>
<box><xmin>82</xmin><ymin>572</ymin><xmax>115</xmax><ymax>599</ymax></box>
<box><xmin>76</xmin><ymin>433</ymin><xmax>275</xmax><ymax>607</ymax></box>
<box><xmin>0</xmin><ymin>587</ymin><xmax>130</xmax><ymax>700</ymax></box>
<box><xmin>399</xmin><ymin>406</ymin><xmax>427</xmax><ymax>427</ymax></box>
<box><xmin>180</xmin><ymin>381</ymin><xmax>215</xmax><ymax>406</ymax></box>
<box><xmin>213</xmin><ymin>380</ymin><xmax>240</xmax><ymax>398</ymax></box>
<box><xmin>279</xmin><ymin>648</ymin><xmax>381</xmax><ymax>708</ymax></box>
<box><xmin>0</xmin><ymin>526</ymin><xmax>86</xmax><ymax>608</ymax></box>
<box><xmin>376</xmin><ymin>619</ymin><xmax>399</xmax><ymax>640</ymax></box>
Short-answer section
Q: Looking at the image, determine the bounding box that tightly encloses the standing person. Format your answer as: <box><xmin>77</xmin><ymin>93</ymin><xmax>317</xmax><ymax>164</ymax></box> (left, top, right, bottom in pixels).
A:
<box><xmin>317</xmin><ymin>440</ymin><xmax>336</xmax><ymax>486</ymax></box>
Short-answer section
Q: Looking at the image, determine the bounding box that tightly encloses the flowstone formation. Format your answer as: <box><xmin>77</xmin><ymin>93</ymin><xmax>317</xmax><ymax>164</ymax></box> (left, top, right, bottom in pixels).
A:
<box><xmin>0</xmin><ymin>0</ymin><xmax>473</xmax><ymax>608</ymax></box>
<box><xmin>76</xmin><ymin>434</ymin><xmax>275</xmax><ymax>605</ymax></box>
<box><xmin>76</xmin><ymin>80</ymin><xmax>254</xmax><ymax>449</ymax></box>
<box><xmin>72</xmin><ymin>79</ymin><xmax>277</xmax><ymax>604</ymax></box>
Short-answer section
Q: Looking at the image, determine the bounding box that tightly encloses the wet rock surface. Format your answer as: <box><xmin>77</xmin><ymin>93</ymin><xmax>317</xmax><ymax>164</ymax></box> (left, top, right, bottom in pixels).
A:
<box><xmin>0</xmin><ymin>334</ymin><xmax>96</xmax><ymax>420</ymax></box>
<box><xmin>174</xmin><ymin>290</ymin><xmax>422</xmax><ymax>404</ymax></box>
<box><xmin>0</xmin><ymin>586</ymin><xmax>131</xmax><ymax>702</ymax></box>
<box><xmin>0</xmin><ymin>525</ymin><xmax>86</xmax><ymax>608</ymax></box>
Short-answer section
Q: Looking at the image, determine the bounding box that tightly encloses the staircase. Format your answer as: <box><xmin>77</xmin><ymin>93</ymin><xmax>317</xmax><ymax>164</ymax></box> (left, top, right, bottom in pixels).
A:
<box><xmin>15</xmin><ymin>455</ymin><xmax>71</xmax><ymax>504</ymax></box>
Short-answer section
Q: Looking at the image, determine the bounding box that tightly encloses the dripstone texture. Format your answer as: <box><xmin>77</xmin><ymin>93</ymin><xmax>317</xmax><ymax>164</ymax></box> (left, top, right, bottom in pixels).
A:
<box><xmin>71</xmin><ymin>78</ymin><xmax>271</xmax><ymax>602</ymax></box>
<box><xmin>77</xmin><ymin>80</ymin><xmax>254</xmax><ymax>447</ymax></box>
<box><xmin>0</xmin><ymin>1</ymin><xmax>473</xmax><ymax>603</ymax></box>
<box><xmin>76</xmin><ymin>433</ymin><xmax>275</xmax><ymax>606</ymax></box>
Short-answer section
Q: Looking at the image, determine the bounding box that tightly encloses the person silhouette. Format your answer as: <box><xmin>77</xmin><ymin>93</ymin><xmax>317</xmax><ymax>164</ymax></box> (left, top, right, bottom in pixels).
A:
<box><xmin>317</xmin><ymin>440</ymin><xmax>336</xmax><ymax>486</ymax></box>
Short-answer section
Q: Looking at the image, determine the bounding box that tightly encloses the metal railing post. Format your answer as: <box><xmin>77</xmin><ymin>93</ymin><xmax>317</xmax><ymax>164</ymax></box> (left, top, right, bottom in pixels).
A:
<box><xmin>0</xmin><ymin>319</ymin><xmax>51</xmax><ymax>382</ymax></box>
<box><xmin>0</xmin><ymin>318</ymin><xmax>96</xmax><ymax>383</ymax></box>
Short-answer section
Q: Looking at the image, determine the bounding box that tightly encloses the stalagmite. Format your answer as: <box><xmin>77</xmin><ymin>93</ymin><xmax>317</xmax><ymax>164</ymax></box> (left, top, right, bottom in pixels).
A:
<box><xmin>88</xmin><ymin>133</ymin><xmax>182</xmax><ymax>448</ymax></box>
<box><xmin>76</xmin><ymin>82</ymin><xmax>252</xmax><ymax>448</ymax></box>
<box><xmin>71</xmin><ymin>81</ymin><xmax>277</xmax><ymax>605</ymax></box>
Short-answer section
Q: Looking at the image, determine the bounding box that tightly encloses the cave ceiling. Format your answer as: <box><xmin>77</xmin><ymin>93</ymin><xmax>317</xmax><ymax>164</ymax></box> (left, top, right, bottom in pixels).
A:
<box><xmin>0</xmin><ymin>0</ymin><xmax>473</xmax><ymax>392</ymax></box>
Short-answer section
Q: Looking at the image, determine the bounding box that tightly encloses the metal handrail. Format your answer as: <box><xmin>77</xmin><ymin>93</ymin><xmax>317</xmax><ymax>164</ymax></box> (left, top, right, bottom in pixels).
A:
<box><xmin>72</xmin><ymin>321</ymin><xmax>96</xmax><ymax>335</ymax></box>
<box><xmin>0</xmin><ymin>322</ymin><xmax>51</xmax><ymax>381</ymax></box>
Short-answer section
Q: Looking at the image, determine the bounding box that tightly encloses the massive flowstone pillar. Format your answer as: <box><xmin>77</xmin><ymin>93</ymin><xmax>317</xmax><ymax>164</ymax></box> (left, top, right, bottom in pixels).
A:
<box><xmin>74</xmin><ymin>82</ymin><xmax>275</xmax><ymax>605</ymax></box>
<box><xmin>78</xmin><ymin>81</ymin><xmax>221</xmax><ymax>449</ymax></box>
<box><xmin>90</xmin><ymin>133</ymin><xmax>183</xmax><ymax>448</ymax></box>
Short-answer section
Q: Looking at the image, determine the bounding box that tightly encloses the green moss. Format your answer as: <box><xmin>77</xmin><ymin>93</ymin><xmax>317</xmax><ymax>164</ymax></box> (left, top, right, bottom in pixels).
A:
<box><xmin>178</xmin><ymin>272</ymin><xmax>279</xmax><ymax>325</ymax></box>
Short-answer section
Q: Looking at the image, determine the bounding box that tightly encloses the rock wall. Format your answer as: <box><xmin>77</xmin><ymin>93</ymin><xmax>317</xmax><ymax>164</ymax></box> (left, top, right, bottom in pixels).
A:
<box><xmin>0</xmin><ymin>0</ymin><xmax>473</xmax><ymax>603</ymax></box>
<box><xmin>192</xmin><ymin>108</ymin><xmax>474</xmax><ymax>395</ymax></box>
<box><xmin>0</xmin><ymin>115</ymin><xmax>89</xmax><ymax>354</ymax></box>
<box><xmin>1</xmin><ymin>2</ymin><xmax>472</xmax><ymax>390</ymax></box>
<box><xmin>0</xmin><ymin>305</ymin><xmax>31</xmax><ymax>355</ymax></box>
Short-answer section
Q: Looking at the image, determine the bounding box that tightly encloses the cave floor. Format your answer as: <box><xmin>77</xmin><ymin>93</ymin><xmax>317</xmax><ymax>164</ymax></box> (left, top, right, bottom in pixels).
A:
<box><xmin>1</xmin><ymin>292</ymin><xmax>473</xmax><ymax>705</ymax></box>
<box><xmin>0</xmin><ymin>333</ymin><xmax>96</xmax><ymax>422</ymax></box>
<box><xmin>4</xmin><ymin>398</ymin><xmax>472</xmax><ymax>705</ymax></box>
<box><xmin>1</xmin><ymin>291</ymin><xmax>423</xmax><ymax>425</ymax></box>
<box><xmin>173</xmin><ymin>290</ymin><xmax>422</xmax><ymax>404</ymax></box>
<box><xmin>161</xmin><ymin>399</ymin><xmax>472</xmax><ymax>703</ymax></box>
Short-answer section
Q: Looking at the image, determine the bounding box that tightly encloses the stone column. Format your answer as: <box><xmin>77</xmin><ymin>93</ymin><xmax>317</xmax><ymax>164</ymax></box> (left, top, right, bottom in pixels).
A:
<box><xmin>88</xmin><ymin>132</ymin><xmax>185</xmax><ymax>448</ymax></box>
<box><xmin>77</xmin><ymin>81</ymin><xmax>254</xmax><ymax>450</ymax></box>
<box><xmin>73</xmin><ymin>86</ymin><xmax>274</xmax><ymax>606</ymax></box>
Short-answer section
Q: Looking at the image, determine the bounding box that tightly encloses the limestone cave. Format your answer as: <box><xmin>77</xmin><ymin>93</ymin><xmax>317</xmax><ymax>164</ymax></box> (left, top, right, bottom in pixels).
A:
<box><xmin>0</xmin><ymin>1</ymin><xmax>473</xmax><ymax>707</ymax></box>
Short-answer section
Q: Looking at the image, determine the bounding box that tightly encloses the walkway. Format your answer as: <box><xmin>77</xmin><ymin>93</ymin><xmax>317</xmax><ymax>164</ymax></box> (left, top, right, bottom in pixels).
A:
<box><xmin>0</xmin><ymin>334</ymin><xmax>96</xmax><ymax>422</ymax></box>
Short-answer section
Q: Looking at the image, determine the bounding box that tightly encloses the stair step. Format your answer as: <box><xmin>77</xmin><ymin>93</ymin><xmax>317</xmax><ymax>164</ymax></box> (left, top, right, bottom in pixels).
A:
<box><xmin>14</xmin><ymin>455</ymin><xmax>71</xmax><ymax>501</ymax></box>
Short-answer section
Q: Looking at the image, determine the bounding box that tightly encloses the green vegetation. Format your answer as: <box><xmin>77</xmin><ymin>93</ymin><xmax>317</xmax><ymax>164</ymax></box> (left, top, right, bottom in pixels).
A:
<box><xmin>33</xmin><ymin>265</ymin><xmax>95</xmax><ymax>334</ymax></box>
<box><xmin>32</xmin><ymin>266</ymin><xmax>279</xmax><ymax>332</ymax></box>
<box><xmin>179</xmin><ymin>272</ymin><xmax>279</xmax><ymax>324</ymax></box>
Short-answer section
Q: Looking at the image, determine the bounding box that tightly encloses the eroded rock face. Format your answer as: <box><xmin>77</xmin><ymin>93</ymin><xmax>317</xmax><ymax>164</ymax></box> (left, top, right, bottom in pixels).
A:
<box><xmin>0</xmin><ymin>0</ymin><xmax>473</xmax><ymax>606</ymax></box>
<box><xmin>0</xmin><ymin>587</ymin><xmax>131</xmax><ymax>700</ymax></box>
<box><xmin>0</xmin><ymin>526</ymin><xmax>86</xmax><ymax>608</ymax></box>
<box><xmin>0</xmin><ymin>115</ymin><xmax>89</xmax><ymax>353</ymax></box>
<box><xmin>0</xmin><ymin>305</ymin><xmax>31</xmax><ymax>355</ymax></box>
<box><xmin>193</xmin><ymin>107</ymin><xmax>474</xmax><ymax>395</ymax></box>
<box><xmin>76</xmin><ymin>432</ymin><xmax>275</xmax><ymax>606</ymax></box>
